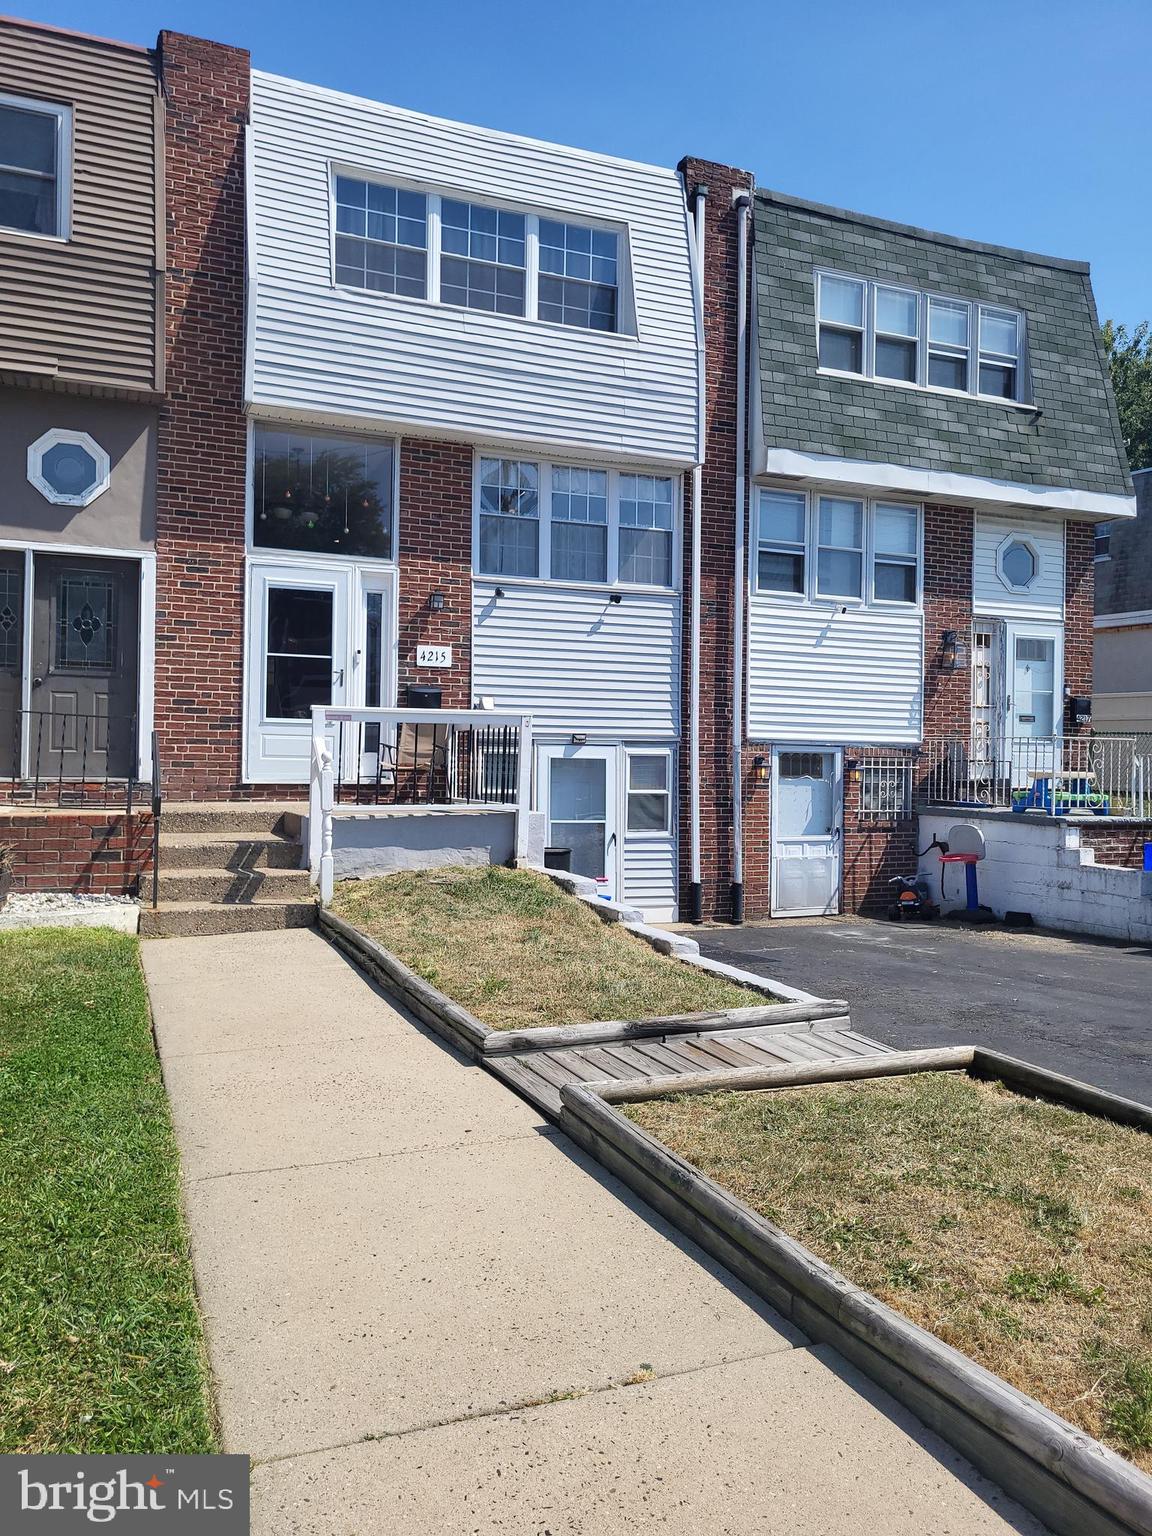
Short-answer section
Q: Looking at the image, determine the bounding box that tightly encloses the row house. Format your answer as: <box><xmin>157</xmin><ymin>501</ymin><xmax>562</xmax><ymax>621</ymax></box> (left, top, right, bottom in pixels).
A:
<box><xmin>0</xmin><ymin>17</ymin><xmax>1136</xmax><ymax>930</ymax></box>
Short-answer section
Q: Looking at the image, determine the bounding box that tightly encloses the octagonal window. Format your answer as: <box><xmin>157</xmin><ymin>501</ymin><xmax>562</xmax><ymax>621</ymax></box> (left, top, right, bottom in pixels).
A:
<box><xmin>998</xmin><ymin>537</ymin><xmax>1038</xmax><ymax>591</ymax></box>
<box><xmin>28</xmin><ymin>430</ymin><xmax>110</xmax><ymax>507</ymax></box>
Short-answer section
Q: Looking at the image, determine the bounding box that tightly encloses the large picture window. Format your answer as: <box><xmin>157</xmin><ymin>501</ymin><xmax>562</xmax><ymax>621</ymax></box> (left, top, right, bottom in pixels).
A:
<box><xmin>475</xmin><ymin>459</ymin><xmax>676</xmax><ymax>588</ymax></box>
<box><xmin>755</xmin><ymin>489</ymin><xmax>921</xmax><ymax>607</ymax></box>
<box><xmin>815</xmin><ymin>270</ymin><xmax>1027</xmax><ymax>403</ymax></box>
<box><xmin>333</xmin><ymin>174</ymin><xmax>625</xmax><ymax>334</ymax></box>
<box><xmin>0</xmin><ymin>93</ymin><xmax>69</xmax><ymax>238</ymax></box>
<box><xmin>253</xmin><ymin>426</ymin><xmax>395</xmax><ymax>559</ymax></box>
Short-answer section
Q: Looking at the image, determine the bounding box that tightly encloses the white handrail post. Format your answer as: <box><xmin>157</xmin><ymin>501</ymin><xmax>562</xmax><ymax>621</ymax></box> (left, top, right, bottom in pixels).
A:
<box><xmin>318</xmin><ymin>743</ymin><xmax>335</xmax><ymax>905</ymax></box>
<box><xmin>308</xmin><ymin>706</ymin><xmax>326</xmax><ymax>883</ymax></box>
<box><xmin>514</xmin><ymin>713</ymin><xmax>533</xmax><ymax>863</ymax></box>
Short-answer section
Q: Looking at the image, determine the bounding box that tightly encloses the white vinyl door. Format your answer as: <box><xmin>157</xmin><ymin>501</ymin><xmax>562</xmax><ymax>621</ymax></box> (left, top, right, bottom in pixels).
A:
<box><xmin>539</xmin><ymin>744</ymin><xmax>619</xmax><ymax>901</ymax></box>
<box><xmin>247</xmin><ymin>563</ymin><xmax>351</xmax><ymax>783</ymax></box>
<box><xmin>771</xmin><ymin>749</ymin><xmax>842</xmax><ymax>917</ymax></box>
<box><xmin>1003</xmin><ymin>622</ymin><xmax>1061</xmax><ymax>786</ymax></box>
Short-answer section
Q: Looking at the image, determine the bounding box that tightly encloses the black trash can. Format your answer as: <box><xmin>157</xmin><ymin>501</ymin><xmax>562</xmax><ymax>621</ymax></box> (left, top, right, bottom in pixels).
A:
<box><xmin>543</xmin><ymin>847</ymin><xmax>572</xmax><ymax>872</ymax></box>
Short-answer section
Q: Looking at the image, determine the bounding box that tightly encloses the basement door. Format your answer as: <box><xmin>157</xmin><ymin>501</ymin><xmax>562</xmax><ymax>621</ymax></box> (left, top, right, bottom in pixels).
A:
<box><xmin>538</xmin><ymin>743</ymin><xmax>619</xmax><ymax>902</ymax></box>
<box><xmin>770</xmin><ymin>748</ymin><xmax>842</xmax><ymax>917</ymax></box>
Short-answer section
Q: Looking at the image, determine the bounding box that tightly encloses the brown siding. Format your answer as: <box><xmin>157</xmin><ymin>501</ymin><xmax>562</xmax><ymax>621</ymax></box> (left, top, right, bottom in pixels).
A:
<box><xmin>0</xmin><ymin>20</ymin><xmax>160</xmax><ymax>394</ymax></box>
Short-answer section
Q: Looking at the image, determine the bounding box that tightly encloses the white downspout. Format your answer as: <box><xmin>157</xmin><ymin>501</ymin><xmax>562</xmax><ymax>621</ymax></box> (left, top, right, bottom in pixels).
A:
<box><xmin>688</xmin><ymin>182</ymin><xmax>708</xmax><ymax>922</ymax></box>
<box><xmin>730</xmin><ymin>192</ymin><xmax>751</xmax><ymax>923</ymax></box>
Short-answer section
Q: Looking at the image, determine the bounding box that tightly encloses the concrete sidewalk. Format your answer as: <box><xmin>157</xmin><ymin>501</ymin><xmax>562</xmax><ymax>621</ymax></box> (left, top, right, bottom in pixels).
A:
<box><xmin>144</xmin><ymin>928</ymin><xmax>1045</xmax><ymax>1535</ymax></box>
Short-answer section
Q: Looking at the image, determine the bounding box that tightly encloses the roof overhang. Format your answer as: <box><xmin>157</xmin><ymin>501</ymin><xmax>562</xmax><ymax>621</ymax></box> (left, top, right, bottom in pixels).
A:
<box><xmin>755</xmin><ymin>446</ymin><xmax>1135</xmax><ymax>524</ymax></box>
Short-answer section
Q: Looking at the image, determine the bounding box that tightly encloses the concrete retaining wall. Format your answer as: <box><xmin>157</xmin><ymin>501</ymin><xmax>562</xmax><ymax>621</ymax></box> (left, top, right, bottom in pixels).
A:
<box><xmin>918</xmin><ymin>810</ymin><xmax>1152</xmax><ymax>943</ymax></box>
<box><xmin>330</xmin><ymin>806</ymin><xmax>545</xmax><ymax>879</ymax></box>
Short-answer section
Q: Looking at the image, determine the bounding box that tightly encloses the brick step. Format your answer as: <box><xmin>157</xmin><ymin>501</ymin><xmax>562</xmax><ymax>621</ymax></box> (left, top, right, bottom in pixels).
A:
<box><xmin>140</xmin><ymin>899</ymin><xmax>317</xmax><ymax>939</ymax></box>
<box><xmin>160</xmin><ymin>802</ymin><xmax>305</xmax><ymax>836</ymax></box>
<box><xmin>156</xmin><ymin>867</ymin><xmax>312</xmax><ymax>903</ymax></box>
<box><xmin>159</xmin><ymin>831</ymin><xmax>303</xmax><ymax>870</ymax></box>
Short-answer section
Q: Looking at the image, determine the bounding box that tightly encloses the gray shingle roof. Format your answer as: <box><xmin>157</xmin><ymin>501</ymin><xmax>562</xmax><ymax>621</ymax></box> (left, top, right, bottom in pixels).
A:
<box><xmin>754</xmin><ymin>190</ymin><xmax>1132</xmax><ymax>500</ymax></box>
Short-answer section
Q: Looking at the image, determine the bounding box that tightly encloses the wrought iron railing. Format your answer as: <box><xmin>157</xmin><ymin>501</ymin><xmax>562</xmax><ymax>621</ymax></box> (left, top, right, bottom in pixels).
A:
<box><xmin>3</xmin><ymin>708</ymin><xmax>143</xmax><ymax>810</ymax></box>
<box><xmin>308</xmin><ymin>707</ymin><xmax>534</xmax><ymax>903</ymax></box>
<box><xmin>150</xmin><ymin>728</ymin><xmax>161</xmax><ymax>910</ymax></box>
<box><xmin>917</xmin><ymin>734</ymin><xmax>1151</xmax><ymax>818</ymax></box>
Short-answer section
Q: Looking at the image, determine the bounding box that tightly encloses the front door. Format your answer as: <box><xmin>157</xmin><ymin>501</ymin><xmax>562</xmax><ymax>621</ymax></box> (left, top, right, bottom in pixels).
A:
<box><xmin>247</xmin><ymin>564</ymin><xmax>352</xmax><ymax>783</ymax></box>
<box><xmin>539</xmin><ymin>744</ymin><xmax>619</xmax><ymax>901</ymax></box>
<box><xmin>0</xmin><ymin>553</ymin><xmax>22</xmax><ymax>778</ymax></box>
<box><xmin>771</xmin><ymin>749</ymin><xmax>842</xmax><ymax>916</ymax></box>
<box><xmin>1003</xmin><ymin>623</ymin><xmax>1061</xmax><ymax>786</ymax></box>
<box><xmin>29</xmin><ymin>554</ymin><xmax>139</xmax><ymax>780</ymax></box>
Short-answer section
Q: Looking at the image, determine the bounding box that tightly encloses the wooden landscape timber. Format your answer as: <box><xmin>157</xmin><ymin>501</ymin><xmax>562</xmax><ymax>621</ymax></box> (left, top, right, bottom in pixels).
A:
<box><xmin>558</xmin><ymin>1049</ymin><xmax>1152</xmax><ymax>1536</ymax></box>
<box><xmin>318</xmin><ymin>906</ymin><xmax>846</xmax><ymax>1057</ymax></box>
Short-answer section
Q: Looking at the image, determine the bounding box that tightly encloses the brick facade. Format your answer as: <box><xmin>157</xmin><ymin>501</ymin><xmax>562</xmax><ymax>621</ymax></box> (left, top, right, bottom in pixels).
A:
<box><xmin>1064</xmin><ymin>520</ymin><xmax>1095</xmax><ymax>729</ymax></box>
<box><xmin>396</xmin><ymin>439</ymin><xmax>474</xmax><ymax>709</ymax></box>
<box><xmin>0</xmin><ymin>811</ymin><xmax>152</xmax><ymax>895</ymax></box>
<box><xmin>1077</xmin><ymin>822</ymin><xmax>1152</xmax><ymax>870</ymax></box>
<box><xmin>155</xmin><ymin>32</ymin><xmax>250</xmax><ymax>798</ymax></box>
<box><xmin>677</xmin><ymin>159</ymin><xmax>754</xmax><ymax>922</ymax></box>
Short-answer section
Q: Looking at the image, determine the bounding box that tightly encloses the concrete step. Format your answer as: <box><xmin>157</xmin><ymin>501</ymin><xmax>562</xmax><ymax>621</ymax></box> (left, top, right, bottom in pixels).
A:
<box><xmin>161</xmin><ymin>802</ymin><xmax>306</xmax><ymax>836</ymax></box>
<box><xmin>159</xmin><ymin>831</ymin><xmax>303</xmax><ymax>870</ymax></box>
<box><xmin>140</xmin><ymin>899</ymin><xmax>317</xmax><ymax>939</ymax></box>
<box><xmin>156</xmin><ymin>867</ymin><xmax>312</xmax><ymax>903</ymax></box>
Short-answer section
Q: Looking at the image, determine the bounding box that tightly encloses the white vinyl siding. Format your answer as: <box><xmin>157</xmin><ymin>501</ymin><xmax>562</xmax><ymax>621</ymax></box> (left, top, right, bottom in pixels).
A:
<box><xmin>748</xmin><ymin>602</ymin><xmax>924</xmax><ymax>744</ymax></box>
<box><xmin>473</xmin><ymin>581</ymin><xmax>679</xmax><ymax>736</ymax></box>
<box><xmin>972</xmin><ymin>513</ymin><xmax>1065</xmax><ymax>620</ymax></box>
<box><xmin>622</xmin><ymin>830</ymin><xmax>678</xmax><ymax>921</ymax></box>
<box><xmin>249</xmin><ymin>72</ymin><xmax>699</xmax><ymax>463</ymax></box>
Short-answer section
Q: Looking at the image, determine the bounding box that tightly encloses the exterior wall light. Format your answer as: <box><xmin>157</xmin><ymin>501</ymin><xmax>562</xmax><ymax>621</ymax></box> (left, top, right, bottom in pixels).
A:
<box><xmin>752</xmin><ymin>754</ymin><xmax>767</xmax><ymax>783</ymax></box>
<box><xmin>571</xmin><ymin>733</ymin><xmax>587</xmax><ymax>745</ymax></box>
<box><xmin>429</xmin><ymin>590</ymin><xmax>446</xmax><ymax>611</ymax></box>
<box><xmin>941</xmin><ymin>630</ymin><xmax>958</xmax><ymax>669</ymax></box>
<box><xmin>608</xmin><ymin>592</ymin><xmax>623</xmax><ymax>604</ymax></box>
<box><xmin>845</xmin><ymin>756</ymin><xmax>861</xmax><ymax>784</ymax></box>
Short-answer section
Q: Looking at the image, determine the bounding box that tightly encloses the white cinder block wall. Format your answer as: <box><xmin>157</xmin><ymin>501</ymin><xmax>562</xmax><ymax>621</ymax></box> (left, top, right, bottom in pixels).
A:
<box><xmin>918</xmin><ymin>813</ymin><xmax>1152</xmax><ymax>943</ymax></box>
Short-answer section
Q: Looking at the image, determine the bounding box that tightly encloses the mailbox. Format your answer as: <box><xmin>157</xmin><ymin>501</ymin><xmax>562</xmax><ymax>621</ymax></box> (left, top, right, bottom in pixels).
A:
<box><xmin>1067</xmin><ymin>695</ymin><xmax>1093</xmax><ymax>727</ymax></box>
<box><xmin>407</xmin><ymin>683</ymin><xmax>442</xmax><ymax>709</ymax></box>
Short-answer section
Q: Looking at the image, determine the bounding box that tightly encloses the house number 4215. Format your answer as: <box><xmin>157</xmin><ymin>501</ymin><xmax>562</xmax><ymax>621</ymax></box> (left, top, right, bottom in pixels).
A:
<box><xmin>416</xmin><ymin>645</ymin><xmax>452</xmax><ymax>668</ymax></box>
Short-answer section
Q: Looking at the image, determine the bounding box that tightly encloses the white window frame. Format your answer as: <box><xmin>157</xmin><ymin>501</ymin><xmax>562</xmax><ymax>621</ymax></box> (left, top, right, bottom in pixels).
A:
<box><xmin>27</xmin><ymin>429</ymin><xmax>109</xmax><ymax>507</ymax></box>
<box><xmin>0</xmin><ymin>91</ymin><xmax>71</xmax><ymax>242</ymax></box>
<box><xmin>995</xmin><ymin>531</ymin><xmax>1042</xmax><ymax>595</ymax></box>
<box><xmin>814</xmin><ymin>268</ymin><xmax>1029</xmax><ymax>405</ymax></box>
<box><xmin>472</xmin><ymin>455</ymin><xmax>680</xmax><ymax>592</ymax></box>
<box><xmin>329</xmin><ymin>167</ymin><xmax>633</xmax><ymax>337</ymax></box>
<box><xmin>753</xmin><ymin>488</ymin><xmax>923</xmax><ymax>610</ymax></box>
<box><xmin>624</xmin><ymin>748</ymin><xmax>673</xmax><ymax>838</ymax></box>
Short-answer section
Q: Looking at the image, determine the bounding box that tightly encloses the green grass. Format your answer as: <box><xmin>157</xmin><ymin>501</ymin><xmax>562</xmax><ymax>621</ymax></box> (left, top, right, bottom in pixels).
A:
<box><xmin>0</xmin><ymin>928</ymin><xmax>216</xmax><ymax>1454</ymax></box>
<box><xmin>330</xmin><ymin>865</ymin><xmax>764</xmax><ymax>1029</ymax></box>
<box><xmin>626</xmin><ymin>1072</ymin><xmax>1152</xmax><ymax>1468</ymax></box>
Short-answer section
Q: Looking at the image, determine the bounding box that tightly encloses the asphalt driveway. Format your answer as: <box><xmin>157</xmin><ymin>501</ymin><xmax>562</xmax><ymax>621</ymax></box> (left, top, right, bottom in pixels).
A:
<box><xmin>693</xmin><ymin>917</ymin><xmax>1152</xmax><ymax>1105</ymax></box>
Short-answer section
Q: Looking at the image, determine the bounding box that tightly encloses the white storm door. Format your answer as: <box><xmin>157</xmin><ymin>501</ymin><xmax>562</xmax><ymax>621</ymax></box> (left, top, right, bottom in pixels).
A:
<box><xmin>540</xmin><ymin>744</ymin><xmax>619</xmax><ymax>901</ymax></box>
<box><xmin>1004</xmin><ymin>623</ymin><xmax>1061</xmax><ymax>786</ymax></box>
<box><xmin>247</xmin><ymin>563</ymin><xmax>351</xmax><ymax>784</ymax></box>
<box><xmin>771</xmin><ymin>749</ymin><xmax>842</xmax><ymax>917</ymax></box>
<box><xmin>353</xmin><ymin>572</ymin><xmax>395</xmax><ymax>779</ymax></box>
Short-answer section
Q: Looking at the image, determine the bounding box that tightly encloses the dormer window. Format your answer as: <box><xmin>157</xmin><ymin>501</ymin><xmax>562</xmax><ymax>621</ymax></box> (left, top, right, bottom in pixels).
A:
<box><xmin>333</xmin><ymin>172</ymin><xmax>626</xmax><ymax>334</ymax></box>
<box><xmin>815</xmin><ymin>270</ymin><xmax>1027</xmax><ymax>403</ymax></box>
<box><xmin>0</xmin><ymin>92</ymin><xmax>70</xmax><ymax>239</ymax></box>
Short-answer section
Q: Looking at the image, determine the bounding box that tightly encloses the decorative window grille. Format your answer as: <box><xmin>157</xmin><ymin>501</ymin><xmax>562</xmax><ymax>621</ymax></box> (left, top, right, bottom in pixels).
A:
<box><xmin>858</xmin><ymin>758</ymin><xmax>913</xmax><ymax>819</ymax></box>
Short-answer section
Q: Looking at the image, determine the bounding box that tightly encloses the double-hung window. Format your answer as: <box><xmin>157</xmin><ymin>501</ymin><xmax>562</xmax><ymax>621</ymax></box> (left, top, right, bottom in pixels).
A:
<box><xmin>333</xmin><ymin>175</ymin><xmax>625</xmax><ymax>333</ymax></box>
<box><xmin>476</xmin><ymin>460</ymin><xmax>675</xmax><ymax>587</ymax></box>
<box><xmin>478</xmin><ymin>459</ymin><xmax>539</xmax><ymax>577</ymax></box>
<box><xmin>626</xmin><ymin>752</ymin><xmax>672</xmax><ymax>834</ymax></box>
<box><xmin>755</xmin><ymin>490</ymin><xmax>920</xmax><ymax>607</ymax></box>
<box><xmin>757</xmin><ymin>491</ymin><xmax>806</xmax><ymax>594</ymax></box>
<box><xmin>0</xmin><ymin>93</ymin><xmax>69</xmax><ymax>238</ymax></box>
<box><xmin>815</xmin><ymin>269</ymin><xmax>1027</xmax><ymax>402</ymax></box>
<box><xmin>817</xmin><ymin>275</ymin><xmax>865</xmax><ymax>373</ymax></box>
<box><xmin>816</xmin><ymin>498</ymin><xmax>864</xmax><ymax>599</ymax></box>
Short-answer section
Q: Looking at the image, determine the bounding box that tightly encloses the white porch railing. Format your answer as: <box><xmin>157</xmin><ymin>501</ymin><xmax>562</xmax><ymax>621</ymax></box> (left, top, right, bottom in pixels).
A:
<box><xmin>918</xmin><ymin>734</ymin><xmax>1151</xmax><ymax>818</ymax></box>
<box><xmin>308</xmin><ymin>706</ymin><xmax>533</xmax><ymax>902</ymax></box>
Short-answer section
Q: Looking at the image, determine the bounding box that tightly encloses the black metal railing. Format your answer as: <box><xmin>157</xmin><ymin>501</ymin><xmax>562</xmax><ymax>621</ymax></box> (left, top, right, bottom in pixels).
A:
<box><xmin>3</xmin><ymin>708</ymin><xmax>143</xmax><ymax>810</ymax></box>
<box><xmin>329</xmin><ymin>720</ymin><xmax>520</xmax><ymax>808</ymax></box>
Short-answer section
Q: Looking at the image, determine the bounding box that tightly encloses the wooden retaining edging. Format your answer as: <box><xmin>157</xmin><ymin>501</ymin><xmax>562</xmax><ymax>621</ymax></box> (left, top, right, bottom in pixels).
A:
<box><xmin>558</xmin><ymin>1048</ymin><xmax>1152</xmax><ymax>1536</ymax></box>
<box><xmin>318</xmin><ymin>907</ymin><xmax>847</xmax><ymax>1058</ymax></box>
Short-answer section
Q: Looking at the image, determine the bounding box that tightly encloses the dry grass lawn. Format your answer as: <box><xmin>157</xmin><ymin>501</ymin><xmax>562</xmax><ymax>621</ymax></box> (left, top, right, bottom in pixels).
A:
<box><xmin>330</xmin><ymin>866</ymin><xmax>763</xmax><ymax>1028</ymax></box>
<box><xmin>625</xmin><ymin>1071</ymin><xmax>1152</xmax><ymax>1469</ymax></box>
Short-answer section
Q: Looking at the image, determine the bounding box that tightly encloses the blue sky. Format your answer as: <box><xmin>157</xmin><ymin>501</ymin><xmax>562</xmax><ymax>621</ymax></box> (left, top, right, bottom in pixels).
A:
<box><xmin>19</xmin><ymin>0</ymin><xmax>1151</xmax><ymax>327</ymax></box>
